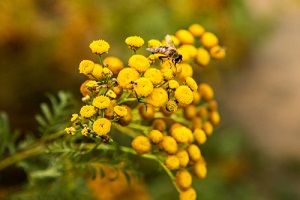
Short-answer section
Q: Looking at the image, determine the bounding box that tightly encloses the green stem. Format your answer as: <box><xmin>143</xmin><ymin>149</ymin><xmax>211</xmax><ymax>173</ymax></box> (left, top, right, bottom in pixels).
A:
<box><xmin>98</xmin><ymin>54</ymin><xmax>104</xmax><ymax>67</ymax></box>
<box><xmin>117</xmin><ymin>98</ymin><xmax>136</xmax><ymax>105</ymax></box>
<box><xmin>0</xmin><ymin>130</ymin><xmax>65</xmax><ymax>170</ymax></box>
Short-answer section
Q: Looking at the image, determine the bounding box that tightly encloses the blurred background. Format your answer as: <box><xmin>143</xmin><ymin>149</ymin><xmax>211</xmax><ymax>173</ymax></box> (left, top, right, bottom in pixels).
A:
<box><xmin>1</xmin><ymin>0</ymin><xmax>300</xmax><ymax>199</ymax></box>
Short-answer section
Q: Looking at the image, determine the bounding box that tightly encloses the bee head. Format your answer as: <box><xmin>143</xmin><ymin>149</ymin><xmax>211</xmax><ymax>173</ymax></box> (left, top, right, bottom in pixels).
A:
<box><xmin>174</xmin><ymin>54</ymin><xmax>182</xmax><ymax>65</ymax></box>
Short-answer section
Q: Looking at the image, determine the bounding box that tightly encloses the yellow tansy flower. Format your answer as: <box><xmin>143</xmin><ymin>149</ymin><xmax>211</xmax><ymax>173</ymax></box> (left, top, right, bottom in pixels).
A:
<box><xmin>80</xmin><ymin>80</ymin><xmax>92</xmax><ymax>97</ymax></box>
<box><xmin>193</xmin><ymin>159</ymin><xmax>207</xmax><ymax>179</ymax></box>
<box><xmin>188</xmin><ymin>23</ymin><xmax>205</xmax><ymax>37</ymax></box>
<box><xmin>133</xmin><ymin>77</ymin><xmax>154</xmax><ymax>97</ymax></box>
<box><xmin>81</xmin><ymin>128</ymin><xmax>89</xmax><ymax>136</ymax></box>
<box><xmin>183</xmin><ymin>104</ymin><xmax>197</xmax><ymax>120</ymax></box>
<box><xmin>89</xmin><ymin>39</ymin><xmax>110</xmax><ymax>55</ymax></box>
<box><xmin>65</xmin><ymin>127</ymin><xmax>76</xmax><ymax>135</ymax></box>
<box><xmin>106</xmin><ymin>89</ymin><xmax>117</xmax><ymax>99</ymax></box>
<box><xmin>80</xmin><ymin>105</ymin><xmax>95</xmax><ymax>118</ymax></box>
<box><xmin>208</xmin><ymin>100</ymin><xmax>218</xmax><ymax>111</ymax></box>
<box><xmin>71</xmin><ymin>114</ymin><xmax>79</xmax><ymax>123</ymax></box>
<box><xmin>144</xmin><ymin>68</ymin><xmax>163</xmax><ymax>86</ymax></box>
<box><xmin>147</xmin><ymin>39</ymin><xmax>162</xmax><ymax>48</ymax></box>
<box><xmin>175</xmin><ymin>85</ymin><xmax>193</xmax><ymax>105</ymax></box>
<box><xmin>86</xmin><ymin>80</ymin><xmax>98</xmax><ymax>88</ymax></box>
<box><xmin>131</xmin><ymin>135</ymin><xmax>152</xmax><ymax>155</ymax></box>
<box><xmin>93</xmin><ymin>95</ymin><xmax>110</xmax><ymax>109</ymax></box>
<box><xmin>161</xmin><ymin>65</ymin><xmax>174</xmax><ymax>81</ymax></box>
<box><xmin>88</xmin><ymin>64</ymin><xmax>103</xmax><ymax>80</ymax></box>
<box><xmin>176</xmin><ymin>149</ymin><xmax>190</xmax><ymax>168</ymax></box>
<box><xmin>117</xmin><ymin>68</ymin><xmax>140</xmax><ymax>89</ymax></box>
<box><xmin>168</xmin><ymin>80</ymin><xmax>179</xmax><ymax>90</ymax></box>
<box><xmin>190</xmin><ymin>117</ymin><xmax>203</xmax><ymax>131</ymax></box>
<box><xmin>149</xmin><ymin>130</ymin><xmax>163</xmax><ymax>144</ymax></box>
<box><xmin>179</xmin><ymin>63</ymin><xmax>193</xmax><ymax>78</ymax></box>
<box><xmin>176</xmin><ymin>169</ymin><xmax>193</xmax><ymax>191</ymax></box>
<box><xmin>209</xmin><ymin>111</ymin><xmax>220</xmax><ymax>126</ymax></box>
<box><xmin>177</xmin><ymin>47</ymin><xmax>190</xmax><ymax>63</ymax></box>
<box><xmin>165</xmin><ymin>155</ymin><xmax>180</xmax><ymax>170</ymax></box>
<box><xmin>201</xmin><ymin>32</ymin><xmax>219</xmax><ymax>48</ymax></box>
<box><xmin>93</xmin><ymin>118</ymin><xmax>111</xmax><ymax>136</ymax></box>
<box><xmin>103</xmin><ymin>56</ymin><xmax>124</xmax><ymax>75</ymax></box>
<box><xmin>198</xmin><ymin>83</ymin><xmax>214</xmax><ymax>101</ymax></box>
<box><xmin>146</xmin><ymin>88</ymin><xmax>168</xmax><ymax>108</ymax></box>
<box><xmin>79</xmin><ymin>60</ymin><xmax>95</xmax><ymax>75</ymax></box>
<box><xmin>179</xmin><ymin>187</ymin><xmax>197</xmax><ymax>200</ymax></box>
<box><xmin>165</xmin><ymin>100</ymin><xmax>178</xmax><ymax>113</ymax></box>
<box><xmin>193</xmin><ymin>128</ymin><xmax>207</xmax><ymax>145</ymax></box>
<box><xmin>125</xmin><ymin>36</ymin><xmax>144</xmax><ymax>51</ymax></box>
<box><xmin>128</xmin><ymin>54</ymin><xmax>150</xmax><ymax>73</ymax></box>
<box><xmin>117</xmin><ymin>105</ymin><xmax>133</xmax><ymax>126</ymax></box>
<box><xmin>171</xmin><ymin>126</ymin><xmax>190</xmax><ymax>144</ymax></box>
<box><xmin>175</xmin><ymin>29</ymin><xmax>195</xmax><ymax>45</ymax></box>
<box><xmin>210</xmin><ymin>45</ymin><xmax>226</xmax><ymax>60</ymax></box>
<box><xmin>192</xmin><ymin>91</ymin><xmax>201</xmax><ymax>105</ymax></box>
<box><xmin>203</xmin><ymin>121</ymin><xmax>213</xmax><ymax>136</ymax></box>
<box><xmin>185</xmin><ymin>77</ymin><xmax>198</xmax><ymax>91</ymax></box>
<box><xmin>187</xmin><ymin>144</ymin><xmax>201</xmax><ymax>162</ymax></box>
<box><xmin>151</xmin><ymin>119</ymin><xmax>167</xmax><ymax>132</ymax></box>
<box><xmin>138</xmin><ymin>104</ymin><xmax>155</xmax><ymax>121</ymax></box>
<box><xmin>162</xmin><ymin>136</ymin><xmax>178</xmax><ymax>155</ymax></box>
<box><xmin>196</xmin><ymin>47</ymin><xmax>210</xmax><ymax>67</ymax></box>
<box><xmin>113</xmin><ymin>105</ymin><xmax>128</xmax><ymax>117</ymax></box>
<box><xmin>179</xmin><ymin>45</ymin><xmax>197</xmax><ymax>59</ymax></box>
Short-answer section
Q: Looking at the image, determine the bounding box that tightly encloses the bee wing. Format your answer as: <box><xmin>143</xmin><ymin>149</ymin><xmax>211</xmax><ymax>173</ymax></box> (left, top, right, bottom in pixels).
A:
<box><xmin>165</xmin><ymin>35</ymin><xmax>176</xmax><ymax>49</ymax></box>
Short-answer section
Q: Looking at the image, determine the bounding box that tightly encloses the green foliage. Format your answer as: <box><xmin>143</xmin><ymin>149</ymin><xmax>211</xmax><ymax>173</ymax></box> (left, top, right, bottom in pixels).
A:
<box><xmin>35</xmin><ymin>91</ymin><xmax>75</xmax><ymax>135</ymax></box>
<box><xmin>0</xmin><ymin>112</ymin><xmax>20</xmax><ymax>159</ymax></box>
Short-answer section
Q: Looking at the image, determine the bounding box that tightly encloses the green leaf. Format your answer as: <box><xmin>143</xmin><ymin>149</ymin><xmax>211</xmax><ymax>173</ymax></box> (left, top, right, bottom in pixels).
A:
<box><xmin>99</xmin><ymin>166</ymin><xmax>105</xmax><ymax>178</ymax></box>
<box><xmin>40</xmin><ymin>103</ymin><xmax>52</xmax><ymax>123</ymax></box>
<box><xmin>122</xmin><ymin>169</ymin><xmax>131</xmax><ymax>186</ymax></box>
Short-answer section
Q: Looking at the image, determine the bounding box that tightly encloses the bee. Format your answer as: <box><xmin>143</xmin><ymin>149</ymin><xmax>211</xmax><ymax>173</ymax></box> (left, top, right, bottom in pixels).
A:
<box><xmin>146</xmin><ymin>35</ymin><xmax>182</xmax><ymax>65</ymax></box>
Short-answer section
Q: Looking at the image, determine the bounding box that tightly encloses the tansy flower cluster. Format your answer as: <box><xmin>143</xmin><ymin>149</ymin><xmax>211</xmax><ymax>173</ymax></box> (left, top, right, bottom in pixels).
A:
<box><xmin>65</xmin><ymin>23</ymin><xmax>224</xmax><ymax>200</ymax></box>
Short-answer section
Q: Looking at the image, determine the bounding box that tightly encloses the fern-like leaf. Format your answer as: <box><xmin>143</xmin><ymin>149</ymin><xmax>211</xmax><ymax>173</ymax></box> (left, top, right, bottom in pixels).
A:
<box><xmin>35</xmin><ymin>91</ymin><xmax>75</xmax><ymax>135</ymax></box>
<box><xmin>0</xmin><ymin>112</ymin><xmax>20</xmax><ymax>159</ymax></box>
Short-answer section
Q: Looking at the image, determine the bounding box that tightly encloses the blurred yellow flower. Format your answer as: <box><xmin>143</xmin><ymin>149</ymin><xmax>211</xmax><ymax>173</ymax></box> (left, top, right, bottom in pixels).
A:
<box><xmin>193</xmin><ymin>159</ymin><xmax>207</xmax><ymax>179</ymax></box>
<box><xmin>165</xmin><ymin>155</ymin><xmax>180</xmax><ymax>170</ymax></box>
<box><xmin>131</xmin><ymin>135</ymin><xmax>152</xmax><ymax>155</ymax></box>
<box><xmin>149</xmin><ymin>130</ymin><xmax>163</xmax><ymax>144</ymax></box>
<box><xmin>198</xmin><ymin>83</ymin><xmax>214</xmax><ymax>101</ymax></box>
<box><xmin>179</xmin><ymin>187</ymin><xmax>197</xmax><ymax>200</ymax></box>
<box><xmin>162</xmin><ymin>136</ymin><xmax>178</xmax><ymax>155</ymax></box>
<box><xmin>188</xmin><ymin>23</ymin><xmax>205</xmax><ymax>37</ymax></box>
<box><xmin>176</xmin><ymin>149</ymin><xmax>189</xmax><ymax>168</ymax></box>
<box><xmin>175</xmin><ymin>29</ymin><xmax>195</xmax><ymax>45</ymax></box>
<box><xmin>201</xmin><ymin>32</ymin><xmax>219</xmax><ymax>48</ymax></box>
<box><xmin>210</xmin><ymin>45</ymin><xmax>226</xmax><ymax>60</ymax></box>
<box><xmin>196</xmin><ymin>47</ymin><xmax>210</xmax><ymax>67</ymax></box>
<box><xmin>187</xmin><ymin>144</ymin><xmax>201</xmax><ymax>162</ymax></box>
<box><xmin>193</xmin><ymin>128</ymin><xmax>207</xmax><ymax>145</ymax></box>
<box><xmin>176</xmin><ymin>169</ymin><xmax>192</xmax><ymax>191</ymax></box>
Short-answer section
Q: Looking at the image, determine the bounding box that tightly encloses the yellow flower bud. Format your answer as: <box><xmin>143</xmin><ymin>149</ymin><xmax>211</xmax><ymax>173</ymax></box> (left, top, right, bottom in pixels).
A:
<box><xmin>176</xmin><ymin>169</ymin><xmax>193</xmax><ymax>191</ymax></box>
<box><xmin>201</xmin><ymin>32</ymin><xmax>219</xmax><ymax>48</ymax></box>
<box><xmin>131</xmin><ymin>135</ymin><xmax>152</xmax><ymax>155</ymax></box>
